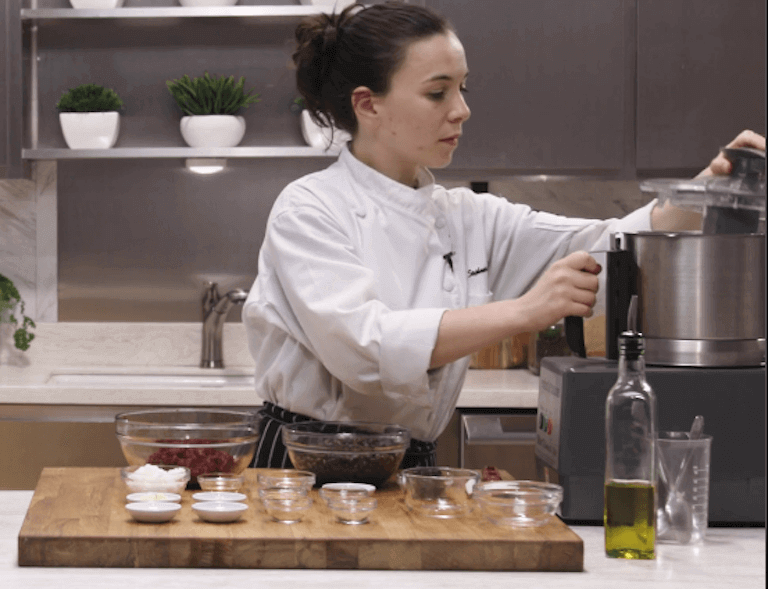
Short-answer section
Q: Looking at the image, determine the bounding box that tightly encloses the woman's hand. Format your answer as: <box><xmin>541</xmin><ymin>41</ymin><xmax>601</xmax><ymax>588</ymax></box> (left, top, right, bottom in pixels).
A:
<box><xmin>696</xmin><ymin>129</ymin><xmax>766</xmax><ymax>178</ymax></box>
<box><xmin>429</xmin><ymin>251</ymin><xmax>601</xmax><ymax>369</ymax></box>
<box><xmin>653</xmin><ymin>130</ymin><xmax>766</xmax><ymax>231</ymax></box>
<box><xmin>515</xmin><ymin>251</ymin><xmax>601</xmax><ymax>334</ymax></box>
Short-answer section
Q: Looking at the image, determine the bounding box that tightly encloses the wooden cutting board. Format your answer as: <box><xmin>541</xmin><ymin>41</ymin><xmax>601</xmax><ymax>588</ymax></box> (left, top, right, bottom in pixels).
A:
<box><xmin>18</xmin><ymin>467</ymin><xmax>583</xmax><ymax>571</ymax></box>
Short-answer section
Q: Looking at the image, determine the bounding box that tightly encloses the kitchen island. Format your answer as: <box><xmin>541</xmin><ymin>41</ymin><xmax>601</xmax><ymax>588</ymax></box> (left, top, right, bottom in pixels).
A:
<box><xmin>1</xmin><ymin>490</ymin><xmax>764</xmax><ymax>588</ymax></box>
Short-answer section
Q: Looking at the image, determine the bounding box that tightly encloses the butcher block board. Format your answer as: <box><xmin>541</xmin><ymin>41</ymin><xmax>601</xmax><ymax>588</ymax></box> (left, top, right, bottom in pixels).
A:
<box><xmin>18</xmin><ymin>467</ymin><xmax>583</xmax><ymax>571</ymax></box>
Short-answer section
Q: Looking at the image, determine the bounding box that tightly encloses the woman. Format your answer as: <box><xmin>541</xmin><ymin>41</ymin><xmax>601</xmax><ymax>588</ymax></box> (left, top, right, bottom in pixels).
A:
<box><xmin>243</xmin><ymin>2</ymin><xmax>765</xmax><ymax>468</ymax></box>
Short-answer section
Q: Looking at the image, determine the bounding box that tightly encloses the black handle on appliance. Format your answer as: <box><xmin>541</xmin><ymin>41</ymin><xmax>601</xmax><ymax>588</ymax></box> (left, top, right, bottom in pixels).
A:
<box><xmin>605</xmin><ymin>248</ymin><xmax>637</xmax><ymax>360</ymax></box>
<box><xmin>565</xmin><ymin>315</ymin><xmax>587</xmax><ymax>358</ymax></box>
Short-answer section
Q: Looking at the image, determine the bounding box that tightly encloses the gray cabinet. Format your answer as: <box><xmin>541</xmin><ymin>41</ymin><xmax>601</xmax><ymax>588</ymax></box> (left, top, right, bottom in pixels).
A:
<box><xmin>1</xmin><ymin>0</ymin><xmax>24</xmax><ymax>178</ymax></box>
<box><xmin>636</xmin><ymin>0</ymin><xmax>767</xmax><ymax>174</ymax></box>
<box><xmin>427</xmin><ymin>0</ymin><xmax>632</xmax><ymax>176</ymax></box>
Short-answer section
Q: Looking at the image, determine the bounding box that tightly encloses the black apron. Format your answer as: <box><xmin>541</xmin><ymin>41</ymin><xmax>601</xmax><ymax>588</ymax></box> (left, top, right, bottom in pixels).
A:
<box><xmin>251</xmin><ymin>401</ymin><xmax>437</xmax><ymax>469</ymax></box>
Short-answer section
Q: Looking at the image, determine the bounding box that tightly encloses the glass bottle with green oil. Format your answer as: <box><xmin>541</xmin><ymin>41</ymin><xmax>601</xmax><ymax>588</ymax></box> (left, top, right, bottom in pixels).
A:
<box><xmin>604</xmin><ymin>296</ymin><xmax>657</xmax><ymax>559</ymax></box>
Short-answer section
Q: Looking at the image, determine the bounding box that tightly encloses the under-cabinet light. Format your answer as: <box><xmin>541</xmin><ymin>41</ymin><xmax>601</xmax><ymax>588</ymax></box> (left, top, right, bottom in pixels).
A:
<box><xmin>186</xmin><ymin>158</ymin><xmax>227</xmax><ymax>175</ymax></box>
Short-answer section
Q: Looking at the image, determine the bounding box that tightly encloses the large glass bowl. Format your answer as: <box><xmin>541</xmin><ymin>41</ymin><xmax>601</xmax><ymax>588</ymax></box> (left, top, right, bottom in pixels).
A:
<box><xmin>282</xmin><ymin>421</ymin><xmax>410</xmax><ymax>487</ymax></box>
<box><xmin>115</xmin><ymin>408</ymin><xmax>260</xmax><ymax>482</ymax></box>
<box><xmin>473</xmin><ymin>480</ymin><xmax>564</xmax><ymax>527</ymax></box>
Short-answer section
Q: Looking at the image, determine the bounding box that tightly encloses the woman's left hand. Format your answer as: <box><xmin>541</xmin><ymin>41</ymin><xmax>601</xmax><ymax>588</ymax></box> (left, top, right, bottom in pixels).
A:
<box><xmin>696</xmin><ymin>129</ymin><xmax>766</xmax><ymax>178</ymax></box>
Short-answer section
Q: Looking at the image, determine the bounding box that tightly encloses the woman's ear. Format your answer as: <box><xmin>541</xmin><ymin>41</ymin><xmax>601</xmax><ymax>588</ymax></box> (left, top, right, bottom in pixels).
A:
<box><xmin>351</xmin><ymin>86</ymin><xmax>378</xmax><ymax>125</ymax></box>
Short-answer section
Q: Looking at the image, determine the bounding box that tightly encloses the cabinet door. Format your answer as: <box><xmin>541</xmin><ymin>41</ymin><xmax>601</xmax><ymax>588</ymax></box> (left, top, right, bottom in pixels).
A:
<box><xmin>426</xmin><ymin>0</ymin><xmax>630</xmax><ymax>175</ymax></box>
<box><xmin>636</xmin><ymin>0</ymin><xmax>767</xmax><ymax>173</ymax></box>
<box><xmin>1</xmin><ymin>0</ymin><xmax>24</xmax><ymax>178</ymax></box>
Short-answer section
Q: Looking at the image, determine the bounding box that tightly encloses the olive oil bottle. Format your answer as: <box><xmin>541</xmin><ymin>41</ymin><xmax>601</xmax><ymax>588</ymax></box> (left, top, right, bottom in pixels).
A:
<box><xmin>604</xmin><ymin>296</ymin><xmax>657</xmax><ymax>559</ymax></box>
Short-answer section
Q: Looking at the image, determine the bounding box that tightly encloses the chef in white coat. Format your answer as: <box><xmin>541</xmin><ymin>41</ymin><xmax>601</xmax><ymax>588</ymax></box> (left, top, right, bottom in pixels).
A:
<box><xmin>243</xmin><ymin>2</ymin><xmax>766</xmax><ymax>468</ymax></box>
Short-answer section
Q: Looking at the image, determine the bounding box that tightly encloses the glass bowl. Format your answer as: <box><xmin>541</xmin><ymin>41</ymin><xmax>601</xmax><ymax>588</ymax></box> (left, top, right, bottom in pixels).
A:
<box><xmin>262</xmin><ymin>494</ymin><xmax>313</xmax><ymax>524</ymax></box>
<box><xmin>398</xmin><ymin>466</ymin><xmax>480</xmax><ymax>518</ymax></box>
<box><xmin>256</xmin><ymin>469</ymin><xmax>316</xmax><ymax>493</ymax></box>
<box><xmin>319</xmin><ymin>482</ymin><xmax>375</xmax><ymax>504</ymax></box>
<box><xmin>282</xmin><ymin>421</ymin><xmax>410</xmax><ymax>487</ymax></box>
<box><xmin>197</xmin><ymin>472</ymin><xmax>245</xmax><ymax>492</ymax></box>
<box><xmin>474</xmin><ymin>480</ymin><xmax>564</xmax><ymax>527</ymax></box>
<box><xmin>258</xmin><ymin>486</ymin><xmax>309</xmax><ymax>503</ymax></box>
<box><xmin>326</xmin><ymin>495</ymin><xmax>377</xmax><ymax>525</ymax></box>
<box><xmin>121</xmin><ymin>464</ymin><xmax>191</xmax><ymax>495</ymax></box>
<box><xmin>115</xmin><ymin>408</ymin><xmax>260</xmax><ymax>482</ymax></box>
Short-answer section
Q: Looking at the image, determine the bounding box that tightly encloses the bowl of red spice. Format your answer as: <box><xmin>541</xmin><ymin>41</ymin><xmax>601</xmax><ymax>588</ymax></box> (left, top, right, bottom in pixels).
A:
<box><xmin>115</xmin><ymin>408</ymin><xmax>260</xmax><ymax>485</ymax></box>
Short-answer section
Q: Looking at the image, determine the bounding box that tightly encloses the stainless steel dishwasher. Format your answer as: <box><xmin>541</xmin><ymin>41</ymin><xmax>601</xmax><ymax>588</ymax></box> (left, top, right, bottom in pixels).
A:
<box><xmin>459</xmin><ymin>409</ymin><xmax>540</xmax><ymax>481</ymax></box>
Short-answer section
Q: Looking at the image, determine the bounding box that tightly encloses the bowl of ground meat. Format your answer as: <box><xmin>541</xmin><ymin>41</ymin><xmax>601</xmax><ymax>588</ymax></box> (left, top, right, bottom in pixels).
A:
<box><xmin>115</xmin><ymin>408</ymin><xmax>260</xmax><ymax>484</ymax></box>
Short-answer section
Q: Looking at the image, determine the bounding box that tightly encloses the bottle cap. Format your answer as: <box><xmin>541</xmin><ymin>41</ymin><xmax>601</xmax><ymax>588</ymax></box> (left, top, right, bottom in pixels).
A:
<box><xmin>618</xmin><ymin>330</ymin><xmax>644</xmax><ymax>358</ymax></box>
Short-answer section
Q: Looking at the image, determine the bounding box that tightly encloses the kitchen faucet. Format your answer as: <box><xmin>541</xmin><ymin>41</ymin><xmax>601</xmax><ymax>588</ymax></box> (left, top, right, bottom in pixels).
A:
<box><xmin>201</xmin><ymin>281</ymin><xmax>248</xmax><ymax>368</ymax></box>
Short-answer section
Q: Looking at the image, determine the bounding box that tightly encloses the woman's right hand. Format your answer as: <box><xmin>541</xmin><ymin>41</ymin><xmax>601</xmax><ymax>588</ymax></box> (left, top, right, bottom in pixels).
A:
<box><xmin>516</xmin><ymin>250</ymin><xmax>601</xmax><ymax>333</ymax></box>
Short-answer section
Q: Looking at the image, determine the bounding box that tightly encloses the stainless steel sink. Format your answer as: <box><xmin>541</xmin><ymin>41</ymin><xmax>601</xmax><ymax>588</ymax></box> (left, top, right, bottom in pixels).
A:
<box><xmin>46</xmin><ymin>371</ymin><xmax>255</xmax><ymax>388</ymax></box>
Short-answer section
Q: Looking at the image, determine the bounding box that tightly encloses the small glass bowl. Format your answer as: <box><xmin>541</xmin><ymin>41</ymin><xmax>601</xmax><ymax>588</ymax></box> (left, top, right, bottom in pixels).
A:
<box><xmin>474</xmin><ymin>480</ymin><xmax>564</xmax><ymax>528</ymax></box>
<box><xmin>262</xmin><ymin>494</ymin><xmax>313</xmax><ymax>524</ymax></box>
<box><xmin>197</xmin><ymin>472</ymin><xmax>245</xmax><ymax>492</ymax></box>
<box><xmin>319</xmin><ymin>482</ymin><xmax>376</xmax><ymax>505</ymax></box>
<box><xmin>121</xmin><ymin>464</ymin><xmax>191</xmax><ymax>495</ymax></box>
<box><xmin>256</xmin><ymin>469</ymin><xmax>316</xmax><ymax>491</ymax></box>
<box><xmin>398</xmin><ymin>467</ymin><xmax>480</xmax><ymax>518</ymax></box>
<box><xmin>326</xmin><ymin>496</ymin><xmax>377</xmax><ymax>525</ymax></box>
<box><xmin>258</xmin><ymin>486</ymin><xmax>308</xmax><ymax>503</ymax></box>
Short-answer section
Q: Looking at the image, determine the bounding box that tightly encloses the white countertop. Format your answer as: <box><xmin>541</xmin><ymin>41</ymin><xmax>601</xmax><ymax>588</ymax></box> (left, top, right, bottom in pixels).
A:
<box><xmin>0</xmin><ymin>322</ymin><xmax>539</xmax><ymax>410</ymax></box>
<box><xmin>1</xmin><ymin>490</ymin><xmax>764</xmax><ymax>588</ymax></box>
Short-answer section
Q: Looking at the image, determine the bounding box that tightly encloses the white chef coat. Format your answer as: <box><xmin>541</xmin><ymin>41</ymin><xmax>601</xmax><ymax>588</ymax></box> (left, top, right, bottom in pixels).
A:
<box><xmin>243</xmin><ymin>146</ymin><xmax>655</xmax><ymax>442</ymax></box>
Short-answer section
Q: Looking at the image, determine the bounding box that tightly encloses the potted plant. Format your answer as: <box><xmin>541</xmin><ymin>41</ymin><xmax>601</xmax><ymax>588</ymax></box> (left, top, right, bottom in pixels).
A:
<box><xmin>166</xmin><ymin>72</ymin><xmax>260</xmax><ymax>148</ymax></box>
<box><xmin>56</xmin><ymin>83</ymin><xmax>124</xmax><ymax>149</ymax></box>
<box><xmin>292</xmin><ymin>96</ymin><xmax>351</xmax><ymax>151</ymax></box>
<box><xmin>0</xmin><ymin>273</ymin><xmax>35</xmax><ymax>352</ymax></box>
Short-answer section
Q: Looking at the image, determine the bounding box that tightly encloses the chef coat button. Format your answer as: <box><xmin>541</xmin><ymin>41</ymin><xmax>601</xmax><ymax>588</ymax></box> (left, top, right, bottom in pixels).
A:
<box><xmin>443</xmin><ymin>275</ymin><xmax>455</xmax><ymax>291</ymax></box>
<box><xmin>435</xmin><ymin>217</ymin><xmax>446</xmax><ymax>229</ymax></box>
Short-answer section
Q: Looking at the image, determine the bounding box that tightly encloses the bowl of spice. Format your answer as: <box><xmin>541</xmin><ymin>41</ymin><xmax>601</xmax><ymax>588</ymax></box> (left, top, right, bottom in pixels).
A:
<box><xmin>115</xmin><ymin>408</ymin><xmax>260</xmax><ymax>484</ymax></box>
<box><xmin>282</xmin><ymin>421</ymin><xmax>410</xmax><ymax>488</ymax></box>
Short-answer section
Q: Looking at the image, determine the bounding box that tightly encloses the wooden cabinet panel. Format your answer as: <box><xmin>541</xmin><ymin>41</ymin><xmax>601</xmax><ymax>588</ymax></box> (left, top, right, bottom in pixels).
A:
<box><xmin>636</xmin><ymin>0</ymin><xmax>767</xmax><ymax>173</ymax></box>
<box><xmin>427</xmin><ymin>0</ymin><xmax>630</xmax><ymax>174</ymax></box>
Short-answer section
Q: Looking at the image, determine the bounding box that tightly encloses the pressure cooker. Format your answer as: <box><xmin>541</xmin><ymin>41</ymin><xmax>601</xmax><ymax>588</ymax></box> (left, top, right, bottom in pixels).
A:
<box><xmin>567</xmin><ymin>147</ymin><xmax>766</xmax><ymax>367</ymax></box>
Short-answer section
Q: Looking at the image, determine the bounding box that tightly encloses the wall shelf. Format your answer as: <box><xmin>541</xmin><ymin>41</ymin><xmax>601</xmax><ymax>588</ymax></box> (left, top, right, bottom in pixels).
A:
<box><xmin>23</xmin><ymin>146</ymin><xmax>340</xmax><ymax>159</ymax></box>
<box><xmin>21</xmin><ymin>6</ymin><xmax>324</xmax><ymax>21</ymax></box>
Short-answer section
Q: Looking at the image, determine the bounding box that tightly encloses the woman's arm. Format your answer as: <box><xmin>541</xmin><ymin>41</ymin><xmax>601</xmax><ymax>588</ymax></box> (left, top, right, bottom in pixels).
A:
<box><xmin>651</xmin><ymin>130</ymin><xmax>766</xmax><ymax>231</ymax></box>
<box><xmin>429</xmin><ymin>251</ymin><xmax>600</xmax><ymax>368</ymax></box>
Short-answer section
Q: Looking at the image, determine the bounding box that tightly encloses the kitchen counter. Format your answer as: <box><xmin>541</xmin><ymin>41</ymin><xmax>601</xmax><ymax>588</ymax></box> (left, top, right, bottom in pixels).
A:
<box><xmin>0</xmin><ymin>323</ymin><xmax>539</xmax><ymax>410</ymax></box>
<box><xmin>1</xmin><ymin>490</ymin><xmax>764</xmax><ymax>588</ymax></box>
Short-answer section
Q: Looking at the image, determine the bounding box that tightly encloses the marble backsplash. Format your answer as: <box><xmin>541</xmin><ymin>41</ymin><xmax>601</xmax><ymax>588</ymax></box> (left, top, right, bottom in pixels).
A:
<box><xmin>0</xmin><ymin>162</ymin><xmax>57</xmax><ymax>324</ymax></box>
<box><xmin>0</xmin><ymin>162</ymin><xmax>650</xmax><ymax>324</ymax></box>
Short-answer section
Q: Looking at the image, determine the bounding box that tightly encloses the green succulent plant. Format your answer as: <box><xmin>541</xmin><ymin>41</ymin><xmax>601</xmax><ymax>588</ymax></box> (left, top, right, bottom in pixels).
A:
<box><xmin>166</xmin><ymin>72</ymin><xmax>260</xmax><ymax>116</ymax></box>
<box><xmin>0</xmin><ymin>273</ymin><xmax>36</xmax><ymax>352</ymax></box>
<box><xmin>56</xmin><ymin>83</ymin><xmax>124</xmax><ymax>113</ymax></box>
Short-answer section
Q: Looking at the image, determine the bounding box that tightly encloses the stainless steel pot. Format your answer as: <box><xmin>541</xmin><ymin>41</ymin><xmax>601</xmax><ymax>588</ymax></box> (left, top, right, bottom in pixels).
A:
<box><xmin>622</xmin><ymin>231</ymin><xmax>765</xmax><ymax>367</ymax></box>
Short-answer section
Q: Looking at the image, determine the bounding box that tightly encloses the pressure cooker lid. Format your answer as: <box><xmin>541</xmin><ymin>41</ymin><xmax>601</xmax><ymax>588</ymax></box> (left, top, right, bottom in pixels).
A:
<box><xmin>640</xmin><ymin>147</ymin><xmax>766</xmax><ymax>234</ymax></box>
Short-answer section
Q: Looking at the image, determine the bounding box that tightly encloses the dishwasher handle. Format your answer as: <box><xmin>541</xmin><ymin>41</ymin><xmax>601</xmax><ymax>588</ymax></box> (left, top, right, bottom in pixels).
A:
<box><xmin>461</xmin><ymin>414</ymin><xmax>537</xmax><ymax>445</ymax></box>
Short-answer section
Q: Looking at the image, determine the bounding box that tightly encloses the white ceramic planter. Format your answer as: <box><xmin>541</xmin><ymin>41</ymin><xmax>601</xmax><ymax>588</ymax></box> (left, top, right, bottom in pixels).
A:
<box><xmin>180</xmin><ymin>115</ymin><xmax>246</xmax><ymax>148</ymax></box>
<box><xmin>300</xmin><ymin>109</ymin><xmax>350</xmax><ymax>150</ymax></box>
<box><xmin>69</xmin><ymin>0</ymin><xmax>125</xmax><ymax>9</ymax></box>
<box><xmin>59</xmin><ymin>112</ymin><xmax>120</xmax><ymax>149</ymax></box>
<box><xmin>178</xmin><ymin>0</ymin><xmax>239</xmax><ymax>6</ymax></box>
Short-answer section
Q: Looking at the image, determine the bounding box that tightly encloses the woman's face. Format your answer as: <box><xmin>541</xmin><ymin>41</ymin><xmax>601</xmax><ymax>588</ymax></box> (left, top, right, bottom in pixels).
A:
<box><xmin>357</xmin><ymin>31</ymin><xmax>471</xmax><ymax>186</ymax></box>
